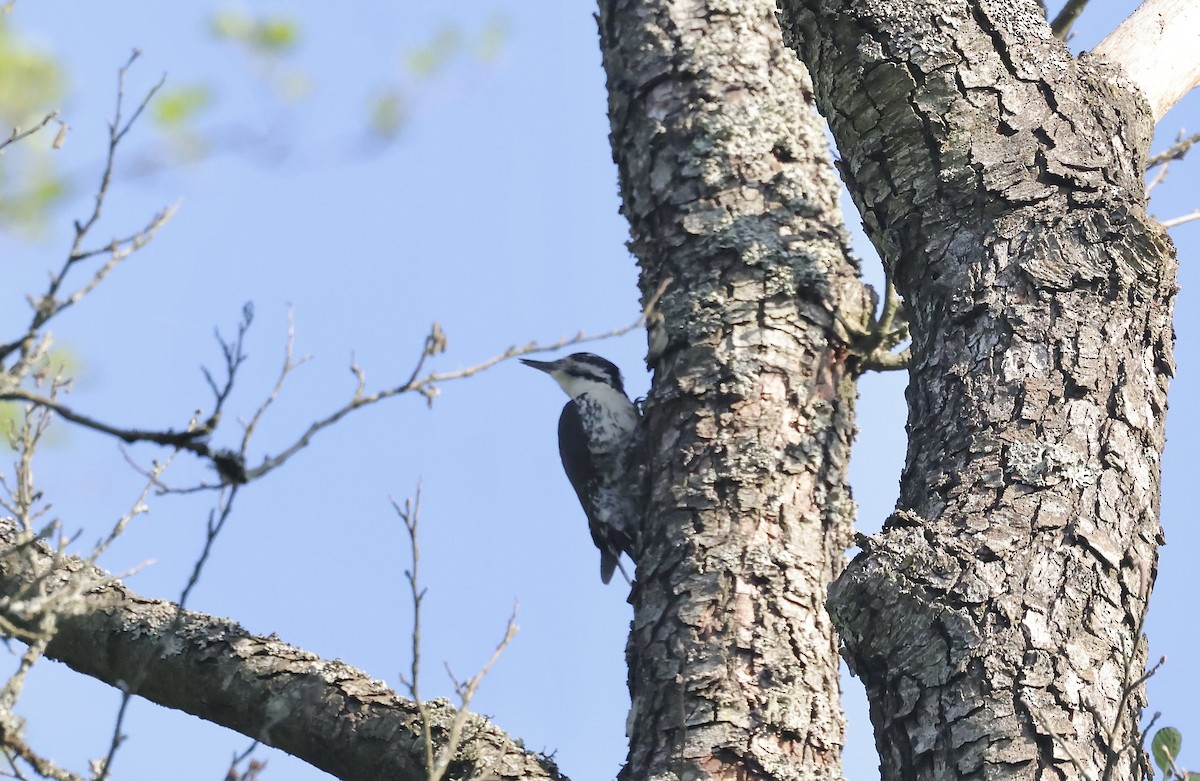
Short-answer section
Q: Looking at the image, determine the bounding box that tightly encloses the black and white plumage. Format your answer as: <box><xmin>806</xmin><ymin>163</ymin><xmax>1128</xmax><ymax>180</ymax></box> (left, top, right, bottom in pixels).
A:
<box><xmin>520</xmin><ymin>352</ymin><xmax>641</xmax><ymax>584</ymax></box>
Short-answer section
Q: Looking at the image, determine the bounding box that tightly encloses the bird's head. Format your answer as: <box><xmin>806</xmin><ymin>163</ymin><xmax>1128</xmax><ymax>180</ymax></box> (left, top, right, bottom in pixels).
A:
<box><xmin>520</xmin><ymin>352</ymin><xmax>627</xmax><ymax>399</ymax></box>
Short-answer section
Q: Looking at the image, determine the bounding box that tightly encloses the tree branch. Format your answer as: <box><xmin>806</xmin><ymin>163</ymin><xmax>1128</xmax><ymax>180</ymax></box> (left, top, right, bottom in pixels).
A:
<box><xmin>1094</xmin><ymin>0</ymin><xmax>1200</xmax><ymax>122</ymax></box>
<box><xmin>0</xmin><ymin>112</ymin><xmax>66</xmax><ymax>155</ymax></box>
<box><xmin>1146</xmin><ymin>130</ymin><xmax>1200</xmax><ymax>169</ymax></box>
<box><xmin>1160</xmin><ymin>209</ymin><xmax>1200</xmax><ymax>229</ymax></box>
<box><xmin>1050</xmin><ymin>0</ymin><xmax>1090</xmax><ymax>40</ymax></box>
<box><xmin>15</xmin><ymin>278</ymin><xmax>669</xmax><ymax>496</ymax></box>
<box><xmin>394</xmin><ymin>485</ymin><xmax>519</xmax><ymax>781</ymax></box>
<box><xmin>0</xmin><ymin>519</ymin><xmax>564</xmax><ymax>781</ymax></box>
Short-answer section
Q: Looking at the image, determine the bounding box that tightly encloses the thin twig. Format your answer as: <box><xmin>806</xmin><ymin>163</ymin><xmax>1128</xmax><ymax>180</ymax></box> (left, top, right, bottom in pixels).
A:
<box><xmin>95</xmin><ymin>482</ymin><xmax>241</xmax><ymax>781</ymax></box>
<box><xmin>1145</xmin><ymin>159</ymin><xmax>1171</xmax><ymax>195</ymax></box>
<box><xmin>0</xmin><ymin>112</ymin><xmax>66</xmax><ymax>155</ymax></box>
<box><xmin>435</xmin><ymin>605</ymin><xmax>519</xmax><ymax>781</ymax></box>
<box><xmin>178</xmin><ymin>486</ymin><xmax>241</xmax><ymax>613</ymax></box>
<box><xmin>225</xmin><ymin>751</ymin><xmax>266</xmax><ymax>781</ymax></box>
<box><xmin>93</xmin><ymin>684</ymin><xmax>132</xmax><ymax>781</ymax></box>
<box><xmin>395</xmin><ymin>485</ymin><xmax>435</xmax><ymax>777</ymax></box>
<box><xmin>86</xmin><ymin>454</ymin><xmax>178</xmax><ymax>568</ymax></box>
<box><xmin>7</xmin><ymin>277</ymin><xmax>669</xmax><ymax>496</ymax></box>
<box><xmin>243</xmin><ymin>280</ymin><xmax>670</xmax><ymax>483</ymax></box>
<box><xmin>394</xmin><ymin>485</ymin><xmax>519</xmax><ymax>781</ymax></box>
<box><xmin>0</xmin><ymin>50</ymin><xmax>171</xmax><ymax>369</ymax></box>
<box><xmin>1147</xmin><ymin>130</ymin><xmax>1200</xmax><ymax>170</ymax></box>
<box><xmin>201</xmin><ymin>302</ymin><xmax>255</xmax><ymax>434</ymax></box>
<box><xmin>0</xmin><ymin>729</ymin><xmax>86</xmax><ymax>781</ymax></box>
<box><xmin>1028</xmin><ymin>702</ymin><xmax>1097</xmax><ymax>781</ymax></box>
<box><xmin>1160</xmin><ymin>210</ymin><xmax>1200</xmax><ymax>229</ymax></box>
<box><xmin>239</xmin><ymin>307</ymin><xmax>309</xmax><ymax>457</ymax></box>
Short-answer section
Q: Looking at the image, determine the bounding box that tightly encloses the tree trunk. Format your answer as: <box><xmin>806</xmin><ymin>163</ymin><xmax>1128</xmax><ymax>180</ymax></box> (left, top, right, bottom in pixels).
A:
<box><xmin>5</xmin><ymin>3</ymin><xmax>1186</xmax><ymax>780</ymax></box>
<box><xmin>777</xmin><ymin>2</ymin><xmax>1175</xmax><ymax>778</ymax></box>
<box><xmin>597</xmin><ymin>0</ymin><xmax>870</xmax><ymax>778</ymax></box>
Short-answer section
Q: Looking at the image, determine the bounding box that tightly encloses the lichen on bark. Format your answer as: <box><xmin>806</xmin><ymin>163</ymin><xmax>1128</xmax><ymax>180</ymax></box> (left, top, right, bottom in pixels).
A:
<box><xmin>778</xmin><ymin>2</ymin><xmax>1175</xmax><ymax>779</ymax></box>
<box><xmin>598</xmin><ymin>0</ymin><xmax>870</xmax><ymax>778</ymax></box>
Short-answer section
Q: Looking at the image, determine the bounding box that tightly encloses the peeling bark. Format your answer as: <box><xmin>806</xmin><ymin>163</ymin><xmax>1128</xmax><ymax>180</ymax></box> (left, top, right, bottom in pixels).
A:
<box><xmin>597</xmin><ymin>0</ymin><xmax>869</xmax><ymax>778</ymax></box>
<box><xmin>0</xmin><ymin>521</ymin><xmax>562</xmax><ymax>781</ymax></box>
<box><xmin>777</xmin><ymin>2</ymin><xmax>1174</xmax><ymax>779</ymax></box>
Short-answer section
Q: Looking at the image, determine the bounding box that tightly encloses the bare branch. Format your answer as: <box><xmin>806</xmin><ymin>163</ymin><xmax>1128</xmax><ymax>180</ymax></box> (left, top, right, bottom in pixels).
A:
<box><xmin>0</xmin><ymin>387</ymin><xmax>210</xmax><ymax>456</ymax></box>
<box><xmin>201</xmin><ymin>302</ymin><xmax>255</xmax><ymax>433</ymax></box>
<box><xmin>0</xmin><ymin>112</ymin><xmax>66</xmax><ymax>155</ymax></box>
<box><xmin>93</xmin><ymin>691</ymin><xmax>131</xmax><ymax>781</ymax></box>
<box><xmin>225</xmin><ymin>749</ymin><xmax>266</xmax><ymax>781</ymax></box>
<box><xmin>242</xmin><ymin>287</ymin><xmax>666</xmax><ymax>485</ymax></box>
<box><xmin>97</xmin><ymin>478</ymin><xmax>243</xmax><ymax>781</ymax></box>
<box><xmin>1145</xmin><ymin>158</ymin><xmax>1172</xmax><ymax>194</ymax></box>
<box><xmin>860</xmin><ymin>348</ymin><xmax>913</xmax><ymax>372</ymax></box>
<box><xmin>0</xmin><ymin>392</ymin><xmax>175</xmax><ymax>781</ymax></box>
<box><xmin>436</xmin><ymin>605</ymin><xmax>519</xmax><ymax>781</ymax></box>
<box><xmin>0</xmin><ymin>730</ymin><xmax>86</xmax><ymax>781</ymax></box>
<box><xmin>0</xmin><ymin>53</ymin><xmax>172</xmax><ymax>368</ymax></box>
<box><xmin>6</xmin><ymin>276</ymin><xmax>667</xmax><ymax>495</ymax></box>
<box><xmin>1160</xmin><ymin>209</ymin><xmax>1200</xmax><ymax>229</ymax></box>
<box><xmin>1028</xmin><ymin>701</ymin><xmax>1097</xmax><ymax>781</ymax></box>
<box><xmin>395</xmin><ymin>486</ymin><xmax>435</xmax><ymax>777</ymax></box>
<box><xmin>238</xmin><ymin>308</ymin><xmax>309</xmax><ymax>458</ymax></box>
<box><xmin>394</xmin><ymin>485</ymin><xmax>520</xmax><ymax>781</ymax></box>
<box><xmin>1050</xmin><ymin>0</ymin><xmax>1090</xmax><ymax>39</ymax></box>
<box><xmin>1146</xmin><ymin>130</ymin><xmax>1200</xmax><ymax>169</ymax></box>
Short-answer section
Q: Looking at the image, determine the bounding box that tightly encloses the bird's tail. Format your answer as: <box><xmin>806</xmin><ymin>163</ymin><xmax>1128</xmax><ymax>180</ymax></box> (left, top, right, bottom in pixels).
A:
<box><xmin>601</xmin><ymin>553</ymin><xmax>632</xmax><ymax>586</ymax></box>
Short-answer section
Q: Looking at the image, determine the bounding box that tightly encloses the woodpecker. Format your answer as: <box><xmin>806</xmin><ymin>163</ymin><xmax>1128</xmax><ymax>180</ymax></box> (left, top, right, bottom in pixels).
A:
<box><xmin>520</xmin><ymin>352</ymin><xmax>641</xmax><ymax>584</ymax></box>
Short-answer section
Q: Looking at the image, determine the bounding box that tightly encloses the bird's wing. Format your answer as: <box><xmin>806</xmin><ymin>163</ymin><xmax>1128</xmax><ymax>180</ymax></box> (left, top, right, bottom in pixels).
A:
<box><xmin>558</xmin><ymin>401</ymin><xmax>623</xmax><ymax>584</ymax></box>
<box><xmin>557</xmin><ymin>401</ymin><xmax>595</xmax><ymax>510</ymax></box>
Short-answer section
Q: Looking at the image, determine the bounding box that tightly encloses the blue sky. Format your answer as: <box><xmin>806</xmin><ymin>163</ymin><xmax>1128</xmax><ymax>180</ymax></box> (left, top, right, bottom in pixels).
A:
<box><xmin>1</xmin><ymin>3</ymin><xmax>1197</xmax><ymax>780</ymax></box>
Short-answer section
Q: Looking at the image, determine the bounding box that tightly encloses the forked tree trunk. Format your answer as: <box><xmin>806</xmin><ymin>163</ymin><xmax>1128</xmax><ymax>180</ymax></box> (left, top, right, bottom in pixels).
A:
<box><xmin>7</xmin><ymin>3</ymin><xmax>1182</xmax><ymax>780</ymax></box>
<box><xmin>597</xmin><ymin>0</ymin><xmax>871</xmax><ymax>778</ymax></box>
<box><xmin>776</xmin><ymin>2</ymin><xmax>1175</xmax><ymax>779</ymax></box>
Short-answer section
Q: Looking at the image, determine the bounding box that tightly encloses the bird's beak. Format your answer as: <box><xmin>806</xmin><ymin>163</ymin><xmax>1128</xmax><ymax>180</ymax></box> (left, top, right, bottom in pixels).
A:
<box><xmin>520</xmin><ymin>358</ymin><xmax>558</xmax><ymax>373</ymax></box>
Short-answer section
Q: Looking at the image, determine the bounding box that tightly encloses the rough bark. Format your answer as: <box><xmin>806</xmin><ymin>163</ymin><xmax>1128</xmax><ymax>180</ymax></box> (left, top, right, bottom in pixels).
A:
<box><xmin>597</xmin><ymin>0</ymin><xmax>869</xmax><ymax>778</ymax></box>
<box><xmin>777</xmin><ymin>2</ymin><xmax>1174</xmax><ymax>779</ymax></box>
<box><xmin>0</xmin><ymin>521</ymin><xmax>562</xmax><ymax>781</ymax></box>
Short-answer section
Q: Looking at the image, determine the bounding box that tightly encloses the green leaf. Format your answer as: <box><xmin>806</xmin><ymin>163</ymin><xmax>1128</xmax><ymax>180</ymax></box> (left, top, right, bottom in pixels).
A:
<box><xmin>404</xmin><ymin>25</ymin><xmax>461</xmax><ymax>78</ymax></box>
<box><xmin>209</xmin><ymin>8</ymin><xmax>253</xmax><ymax>41</ymax></box>
<box><xmin>474</xmin><ymin>15</ymin><xmax>508</xmax><ymax>63</ymax></box>
<box><xmin>1153</xmin><ymin>727</ymin><xmax>1183</xmax><ymax>776</ymax></box>
<box><xmin>255</xmin><ymin>18</ymin><xmax>298</xmax><ymax>53</ymax></box>
<box><xmin>152</xmin><ymin>85</ymin><xmax>213</xmax><ymax>128</ymax></box>
<box><xmin>0</xmin><ymin>19</ymin><xmax>65</xmax><ymax>125</ymax></box>
<box><xmin>209</xmin><ymin>9</ymin><xmax>298</xmax><ymax>56</ymax></box>
<box><xmin>0</xmin><ymin>164</ymin><xmax>67</xmax><ymax>234</ymax></box>
<box><xmin>369</xmin><ymin>90</ymin><xmax>407</xmax><ymax>140</ymax></box>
